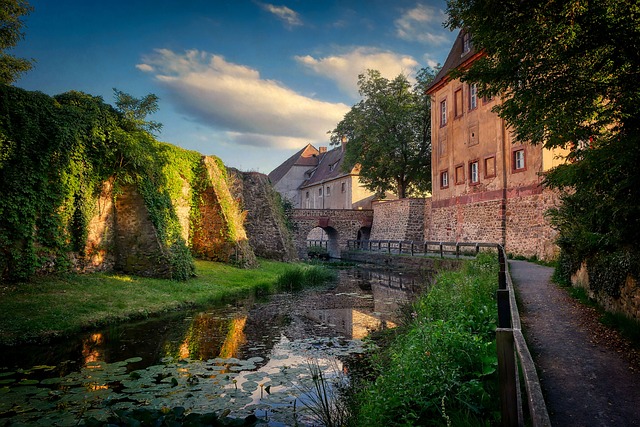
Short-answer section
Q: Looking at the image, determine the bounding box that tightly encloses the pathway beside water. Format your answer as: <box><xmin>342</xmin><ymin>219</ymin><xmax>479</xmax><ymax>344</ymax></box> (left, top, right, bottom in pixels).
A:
<box><xmin>509</xmin><ymin>260</ymin><xmax>640</xmax><ymax>426</ymax></box>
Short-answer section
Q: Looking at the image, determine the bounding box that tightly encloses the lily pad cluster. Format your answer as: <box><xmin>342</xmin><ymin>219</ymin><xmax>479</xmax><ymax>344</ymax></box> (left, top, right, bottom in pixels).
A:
<box><xmin>0</xmin><ymin>337</ymin><xmax>364</xmax><ymax>426</ymax></box>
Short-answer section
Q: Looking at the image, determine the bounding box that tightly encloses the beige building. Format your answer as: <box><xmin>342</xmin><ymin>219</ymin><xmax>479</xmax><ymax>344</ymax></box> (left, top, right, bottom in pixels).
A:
<box><xmin>269</xmin><ymin>143</ymin><xmax>382</xmax><ymax>210</ymax></box>
<box><xmin>426</xmin><ymin>30</ymin><xmax>567</xmax><ymax>259</ymax></box>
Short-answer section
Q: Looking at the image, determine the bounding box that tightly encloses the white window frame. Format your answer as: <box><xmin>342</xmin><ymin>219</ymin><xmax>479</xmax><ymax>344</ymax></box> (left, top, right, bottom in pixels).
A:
<box><xmin>440</xmin><ymin>100</ymin><xmax>447</xmax><ymax>126</ymax></box>
<box><xmin>469</xmin><ymin>84</ymin><xmax>478</xmax><ymax>110</ymax></box>
<box><xmin>514</xmin><ymin>150</ymin><xmax>525</xmax><ymax>170</ymax></box>
<box><xmin>470</xmin><ymin>161</ymin><xmax>479</xmax><ymax>183</ymax></box>
<box><xmin>441</xmin><ymin>171</ymin><xmax>449</xmax><ymax>188</ymax></box>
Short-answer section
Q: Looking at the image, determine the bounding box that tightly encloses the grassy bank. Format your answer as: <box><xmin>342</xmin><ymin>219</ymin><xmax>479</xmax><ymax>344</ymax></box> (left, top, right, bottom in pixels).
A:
<box><xmin>0</xmin><ymin>260</ymin><xmax>334</xmax><ymax>346</ymax></box>
<box><xmin>352</xmin><ymin>253</ymin><xmax>500</xmax><ymax>426</ymax></box>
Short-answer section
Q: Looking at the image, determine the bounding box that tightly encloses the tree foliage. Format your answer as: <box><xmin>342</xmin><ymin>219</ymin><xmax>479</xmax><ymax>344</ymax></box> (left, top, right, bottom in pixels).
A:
<box><xmin>329</xmin><ymin>68</ymin><xmax>435</xmax><ymax>199</ymax></box>
<box><xmin>0</xmin><ymin>0</ymin><xmax>34</xmax><ymax>84</ymax></box>
<box><xmin>113</xmin><ymin>88</ymin><xmax>163</xmax><ymax>135</ymax></box>
<box><xmin>446</xmin><ymin>0</ymin><xmax>640</xmax><ymax>285</ymax></box>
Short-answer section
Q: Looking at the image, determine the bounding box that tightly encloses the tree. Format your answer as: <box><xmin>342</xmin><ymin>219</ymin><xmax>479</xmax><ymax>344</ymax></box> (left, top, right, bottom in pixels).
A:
<box><xmin>113</xmin><ymin>88</ymin><xmax>163</xmax><ymax>135</ymax></box>
<box><xmin>329</xmin><ymin>68</ymin><xmax>435</xmax><ymax>199</ymax></box>
<box><xmin>0</xmin><ymin>0</ymin><xmax>34</xmax><ymax>85</ymax></box>
<box><xmin>445</xmin><ymin>0</ymin><xmax>640</xmax><ymax>283</ymax></box>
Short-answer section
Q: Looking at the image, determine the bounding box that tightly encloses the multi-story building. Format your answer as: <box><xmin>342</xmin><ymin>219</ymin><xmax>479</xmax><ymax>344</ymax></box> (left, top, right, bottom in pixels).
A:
<box><xmin>269</xmin><ymin>143</ymin><xmax>382</xmax><ymax>210</ymax></box>
<box><xmin>426</xmin><ymin>30</ymin><xmax>567</xmax><ymax>259</ymax></box>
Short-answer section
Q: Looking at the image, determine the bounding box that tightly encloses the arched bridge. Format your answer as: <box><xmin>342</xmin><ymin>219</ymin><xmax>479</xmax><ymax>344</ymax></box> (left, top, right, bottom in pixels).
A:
<box><xmin>291</xmin><ymin>209</ymin><xmax>373</xmax><ymax>258</ymax></box>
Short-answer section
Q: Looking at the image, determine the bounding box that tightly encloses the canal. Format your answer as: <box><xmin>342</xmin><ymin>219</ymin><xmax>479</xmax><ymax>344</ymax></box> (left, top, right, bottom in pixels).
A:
<box><xmin>0</xmin><ymin>266</ymin><xmax>428</xmax><ymax>426</ymax></box>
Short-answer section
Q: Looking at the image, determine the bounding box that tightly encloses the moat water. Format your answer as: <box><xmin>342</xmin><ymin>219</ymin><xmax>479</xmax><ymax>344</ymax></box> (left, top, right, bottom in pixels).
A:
<box><xmin>0</xmin><ymin>266</ymin><xmax>427</xmax><ymax>426</ymax></box>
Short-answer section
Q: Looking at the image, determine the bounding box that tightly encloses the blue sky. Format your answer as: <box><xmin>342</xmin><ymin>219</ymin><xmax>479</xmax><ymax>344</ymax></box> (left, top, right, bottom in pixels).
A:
<box><xmin>13</xmin><ymin>0</ymin><xmax>456</xmax><ymax>173</ymax></box>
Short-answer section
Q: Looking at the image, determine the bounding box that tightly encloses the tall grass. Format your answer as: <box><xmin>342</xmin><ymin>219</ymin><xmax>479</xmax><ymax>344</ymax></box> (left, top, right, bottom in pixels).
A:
<box><xmin>274</xmin><ymin>264</ymin><xmax>336</xmax><ymax>292</ymax></box>
<box><xmin>353</xmin><ymin>253</ymin><xmax>500</xmax><ymax>426</ymax></box>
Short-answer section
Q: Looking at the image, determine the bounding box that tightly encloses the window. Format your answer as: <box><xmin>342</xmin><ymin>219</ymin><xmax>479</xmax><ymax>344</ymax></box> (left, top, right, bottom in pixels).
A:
<box><xmin>305</xmin><ymin>191</ymin><xmax>309</xmax><ymax>199</ymax></box>
<box><xmin>440</xmin><ymin>170</ymin><xmax>449</xmax><ymax>189</ymax></box>
<box><xmin>513</xmin><ymin>149</ymin><xmax>526</xmax><ymax>171</ymax></box>
<box><xmin>326</xmin><ymin>186</ymin><xmax>331</xmax><ymax>196</ymax></box>
<box><xmin>484</xmin><ymin>156</ymin><xmax>496</xmax><ymax>178</ymax></box>
<box><xmin>454</xmin><ymin>88</ymin><xmax>463</xmax><ymax>118</ymax></box>
<box><xmin>469</xmin><ymin>84</ymin><xmax>478</xmax><ymax>110</ymax></box>
<box><xmin>341</xmin><ymin>182</ymin><xmax>346</xmax><ymax>193</ymax></box>
<box><xmin>455</xmin><ymin>164</ymin><xmax>465</xmax><ymax>184</ymax></box>
<box><xmin>463</xmin><ymin>33</ymin><xmax>472</xmax><ymax>54</ymax></box>
<box><xmin>440</xmin><ymin>99</ymin><xmax>447</xmax><ymax>126</ymax></box>
<box><xmin>469</xmin><ymin>160</ymin><xmax>479</xmax><ymax>184</ymax></box>
<box><xmin>318</xmin><ymin>188</ymin><xmax>323</xmax><ymax>196</ymax></box>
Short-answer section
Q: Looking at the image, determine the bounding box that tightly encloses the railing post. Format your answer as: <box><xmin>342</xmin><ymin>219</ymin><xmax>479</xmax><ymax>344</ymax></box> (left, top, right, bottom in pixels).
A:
<box><xmin>498</xmin><ymin>247</ymin><xmax>507</xmax><ymax>290</ymax></box>
<box><xmin>497</xmin><ymin>328</ymin><xmax>519</xmax><ymax>427</ymax></box>
<box><xmin>456</xmin><ymin>243</ymin><xmax>460</xmax><ymax>259</ymax></box>
<box><xmin>411</xmin><ymin>241</ymin><xmax>414</xmax><ymax>256</ymax></box>
<box><xmin>439</xmin><ymin>242</ymin><xmax>444</xmax><ymax>259</ymax></box>
<box><xmin>497</xmin><ymin>289</ymin><xmax>512</xmax><ymax>329</ymax></box>
<box><xmin>399</xmin><ymin>241</ymin><xmax>403</xmax><ymax>254</ymax></box>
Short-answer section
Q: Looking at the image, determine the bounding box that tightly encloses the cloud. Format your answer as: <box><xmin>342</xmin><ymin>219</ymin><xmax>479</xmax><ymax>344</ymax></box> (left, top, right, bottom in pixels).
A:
<box><xmin>258</xmin><ymin>2</ymin><xmax>303</xmax><ymax>28</ymax></box>
<box><xmin>295</xmin><ymin>47</ymin><xmax>420</xmax><ymax>98</ymax></box>
<box><xmin>137</xmin><ymin>49</ymin><xmax>349</xmax><ymax>149</ymax></box>
<box><xmin>394</xmin><ymin>4</ymin><xmax>449</xmax><ymax>45</ymax></box>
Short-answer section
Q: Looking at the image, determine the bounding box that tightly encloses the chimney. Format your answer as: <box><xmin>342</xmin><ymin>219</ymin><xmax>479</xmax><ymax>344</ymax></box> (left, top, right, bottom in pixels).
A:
<box><xmin>341</xmin><ymin>135</ymin><xmax>347</xmax><ymax>152</ymax></box>
<box><xmin>319</xmin><ymin>146</ymin><xmax>327</xmax><ymax>154</ymax></box>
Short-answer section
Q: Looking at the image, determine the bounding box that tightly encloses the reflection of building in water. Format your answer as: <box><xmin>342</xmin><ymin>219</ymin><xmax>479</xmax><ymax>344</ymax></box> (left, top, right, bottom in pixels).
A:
<box><xmin>302</xmin><ymin>269</ymin><xmax>420</xmax><ymax>339</ymax></box>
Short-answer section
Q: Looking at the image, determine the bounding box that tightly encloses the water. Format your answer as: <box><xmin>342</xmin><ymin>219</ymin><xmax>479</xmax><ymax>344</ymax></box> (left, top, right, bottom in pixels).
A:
<box><xmin>0</xmin><ymin>267</ymin><xmax>425</xmax><ymax>426</ymax></box>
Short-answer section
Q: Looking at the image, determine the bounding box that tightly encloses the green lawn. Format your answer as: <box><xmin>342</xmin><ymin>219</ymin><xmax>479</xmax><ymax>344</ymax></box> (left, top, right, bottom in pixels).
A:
<box><xmin>0</xmin><ymin>259</ymin><xmax>299</xmax><ymax>346</ymax></box>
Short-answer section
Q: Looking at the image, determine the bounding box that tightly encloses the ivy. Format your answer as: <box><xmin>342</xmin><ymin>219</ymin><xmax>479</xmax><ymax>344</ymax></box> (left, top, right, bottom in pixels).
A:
<box><xmin>0</xmin><ymin>85</ymin><xmax>205</xmax><ymax>282</ymax></box>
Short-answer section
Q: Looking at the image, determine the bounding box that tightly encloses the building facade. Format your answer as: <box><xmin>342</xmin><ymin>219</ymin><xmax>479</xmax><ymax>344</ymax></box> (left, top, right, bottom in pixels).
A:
<box><xmin>426</xmin><ymin>31</ymin><xmax>567</xmax><ymax>259</ymax></box>
<box><xmin>269</xmin><ymin>143</ymin><xmax>382</xmax><ymax>210</ymax></box>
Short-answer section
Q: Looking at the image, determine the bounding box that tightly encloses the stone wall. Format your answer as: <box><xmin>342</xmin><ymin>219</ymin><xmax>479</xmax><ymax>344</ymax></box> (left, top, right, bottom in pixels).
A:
<box><xmin>371</xmin><ymin>199</ymin><xmax>426</xmax><ymax>241</ymax></box>
<box><xmin>573</xmin><ymin>264</ymin><xmax>640</xmax><ymax>321</ymax></box>
<box><xmin>75</xmin><ymin>179</ymin><xmax>116</xmax><ymax>273</ymax></box>
<box><xmin>191</xmin><ymin>156</ymin><xmax>256</xmax><ymax>267</ymax></box>
<box><xmin>229</xmin><ymin>169</ymin><xmax>297</xmax><ymax>261</ymax></box>
<box><xmin>113</xmin><ymin>184</ymin><xmax>172</xmax><ymax>278</ymax></box>
<box><xmin>427</xmin><ymin>187</ymin><xmax>560</xmax><ymax>260</ymax></box>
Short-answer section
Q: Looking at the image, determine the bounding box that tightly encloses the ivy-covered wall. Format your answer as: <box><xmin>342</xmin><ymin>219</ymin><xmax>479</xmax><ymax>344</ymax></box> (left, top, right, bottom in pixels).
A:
<box><xmin>0</xmin><ymin>85</ymin><xmax>266</xmax><ymax>282</ymax></box>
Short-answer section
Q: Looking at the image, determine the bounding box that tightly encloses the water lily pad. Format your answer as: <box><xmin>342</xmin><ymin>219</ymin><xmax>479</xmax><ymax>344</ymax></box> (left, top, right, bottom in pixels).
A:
<box><xmin>0</xmin><ymin>371</ymin><xmax>16</xmax><ymax>378</ymax></box>
<box><xmin>40</xmin><ymin>377</ymin><xmax>63</xmax><ymax>385</ymax></box>
<box><xmin>124</xmin><ymin>356</ymin><xmax>143</xmax><ymax>364</ymax></box>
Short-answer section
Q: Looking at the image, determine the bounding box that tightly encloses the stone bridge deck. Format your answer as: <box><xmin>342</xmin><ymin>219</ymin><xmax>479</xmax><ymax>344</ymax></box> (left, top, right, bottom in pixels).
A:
<box><xmin>291</xmin><ymin>208</ymin><xmax>373</xmax><ymax>258</ymax></box>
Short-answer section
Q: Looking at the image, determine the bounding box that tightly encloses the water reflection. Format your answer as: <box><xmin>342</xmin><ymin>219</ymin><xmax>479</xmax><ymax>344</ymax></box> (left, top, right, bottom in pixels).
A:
<box><xmin>0</xmin><ymin>266</ymin><xmax>427</xmax><ymax>425</ymax></box>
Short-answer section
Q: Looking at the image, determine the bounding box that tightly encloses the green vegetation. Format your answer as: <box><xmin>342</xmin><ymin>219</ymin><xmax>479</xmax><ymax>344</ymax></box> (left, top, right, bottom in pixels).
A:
<box><xmin>329</xmin><ymin>68</ymin><xmax>435</xmax><ymax>198</ymax></box>
<box><xmin>0</xmin><ymin>0</ymin><xmax>34</xmax><ymax>84</ymax></box>
<box><xmin>352</xmin><ymin>254</ymin><xmax>499</xmax><ymax>426</ymax></box>
<box><xmin>0</xmin><ymin>260</ymin><xmax>334</xmax><ymax>346</ymax></box>
<box><xmin>445</xmin><ymin>0</ymin><xmax>640</xmax><ymax>295</ymax></box>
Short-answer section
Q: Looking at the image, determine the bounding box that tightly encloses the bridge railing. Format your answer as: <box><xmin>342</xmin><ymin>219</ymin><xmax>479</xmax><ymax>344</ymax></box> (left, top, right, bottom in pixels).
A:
<box><xmin>306</xmin><ymin>240</ymin><xmax>328</xmax><ymax>249</ymax></box>
<box><xmin>346</xmin><ymin>239</ymin><xmax>493</xmax><ymax>258</ymax></box>
<box><xmin>346</xmin><ymin>240</ymin><xmax>551</xmax><ymax>427</ymax></box>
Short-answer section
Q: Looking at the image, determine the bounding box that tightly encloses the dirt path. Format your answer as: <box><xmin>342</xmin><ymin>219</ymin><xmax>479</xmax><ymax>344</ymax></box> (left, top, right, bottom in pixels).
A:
<box><xmin>509</xmin><ymin>260</ymin><xmax>640</xmax><ymax>426</ymax></box>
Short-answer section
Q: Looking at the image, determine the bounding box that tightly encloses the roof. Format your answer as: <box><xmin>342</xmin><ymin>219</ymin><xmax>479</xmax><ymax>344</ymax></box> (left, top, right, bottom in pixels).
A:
<box><xmin>267</xmin><ymin>143</ymin><xmax>319</xmax><ymax>184</ymax></box>
<box><xmin>299</xmin><ymin>145</ymin><xmax>352</xmax><ymax>189</ymax></box>
<box><xmin>426</xmin><ymin>30</ymin><xmax>481</xmax><ymax>94</ymax></box>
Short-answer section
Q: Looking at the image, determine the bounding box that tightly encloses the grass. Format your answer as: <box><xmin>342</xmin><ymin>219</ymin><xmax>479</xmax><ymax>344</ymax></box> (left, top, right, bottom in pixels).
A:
<box><xmin>0</xmin><ymin>259</ymin><xmax>334</xmax><ymax>346</ymax></box>
<box><xmin>352</xmin><ymin>253</ymin><xmax>501</xmax><ymax>426</ymax></box>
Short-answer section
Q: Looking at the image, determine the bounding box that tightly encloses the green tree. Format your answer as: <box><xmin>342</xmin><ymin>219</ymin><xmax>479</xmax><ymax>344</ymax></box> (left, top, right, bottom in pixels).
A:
<box><xmin>113</xmin><ymin>88</ymin><xmax>163</xmax><ymax>135</ymax></box>
<box><xmin>0</xmin><ymin>0</ymin><xmax>34</xmax><ymax>84</ymax></box>
<box><xmin>329</xmin><ymin>68</ymin><xmax>435</xmax><ymax>199</ymax></box>
<box><xmin>445</xmin><ymin>0</ymin><xmax>640</xmax><ymax>282</ymax></box>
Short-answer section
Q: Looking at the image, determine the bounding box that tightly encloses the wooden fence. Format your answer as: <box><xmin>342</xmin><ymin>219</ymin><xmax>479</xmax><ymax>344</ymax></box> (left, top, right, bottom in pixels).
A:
<box><xmin>346</xmin><ymin>240</ymin><xmax>551</xmax><ymax>427</ymax></box>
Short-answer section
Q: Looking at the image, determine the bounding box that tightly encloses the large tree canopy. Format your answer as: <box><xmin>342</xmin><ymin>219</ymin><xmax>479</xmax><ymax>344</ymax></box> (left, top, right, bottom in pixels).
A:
<box><xmin>446</xmin><ymin>0</ymin><xmax>640</xmax><ymax>289</ymax></box>
<box><xmin>329</xmin><ymin>68</ymin><xmax>435</xmax><ymax>199</ymax></box>
<box><xmin>0</xmin><ymin>0</ymin><xmax>34</xmax><ymax>84</ymax></box>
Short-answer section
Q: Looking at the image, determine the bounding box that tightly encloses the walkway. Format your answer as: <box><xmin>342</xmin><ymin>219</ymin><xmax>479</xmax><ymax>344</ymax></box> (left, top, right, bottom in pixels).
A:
<box><xmin>509</xmin><ymin>260</ymin><xmax>640</xmax><ymax>426</ymax></box>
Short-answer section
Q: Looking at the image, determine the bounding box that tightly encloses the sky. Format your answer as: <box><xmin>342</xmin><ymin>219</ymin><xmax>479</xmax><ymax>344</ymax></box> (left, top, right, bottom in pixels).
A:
<box><xmin>12</xmin><ymin>0</ymin><xmax>457</xmax><ymax>174</ymax></box>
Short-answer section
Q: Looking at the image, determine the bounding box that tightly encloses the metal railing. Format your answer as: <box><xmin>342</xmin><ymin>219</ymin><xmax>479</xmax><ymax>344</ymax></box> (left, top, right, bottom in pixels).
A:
<box><xmin>346</xmin><ymin>240</ymin><xmax>551</xmax><ymax>427</ymax></box>
<box><xmin>306</xmin><ymin>240</ymin><xmax>328</xmax><ymax>249</ymax></box>
<box><xmin>347</xmin><ymin>239</ymin><xmax>494</xmax><ymax>258</ymax></box>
